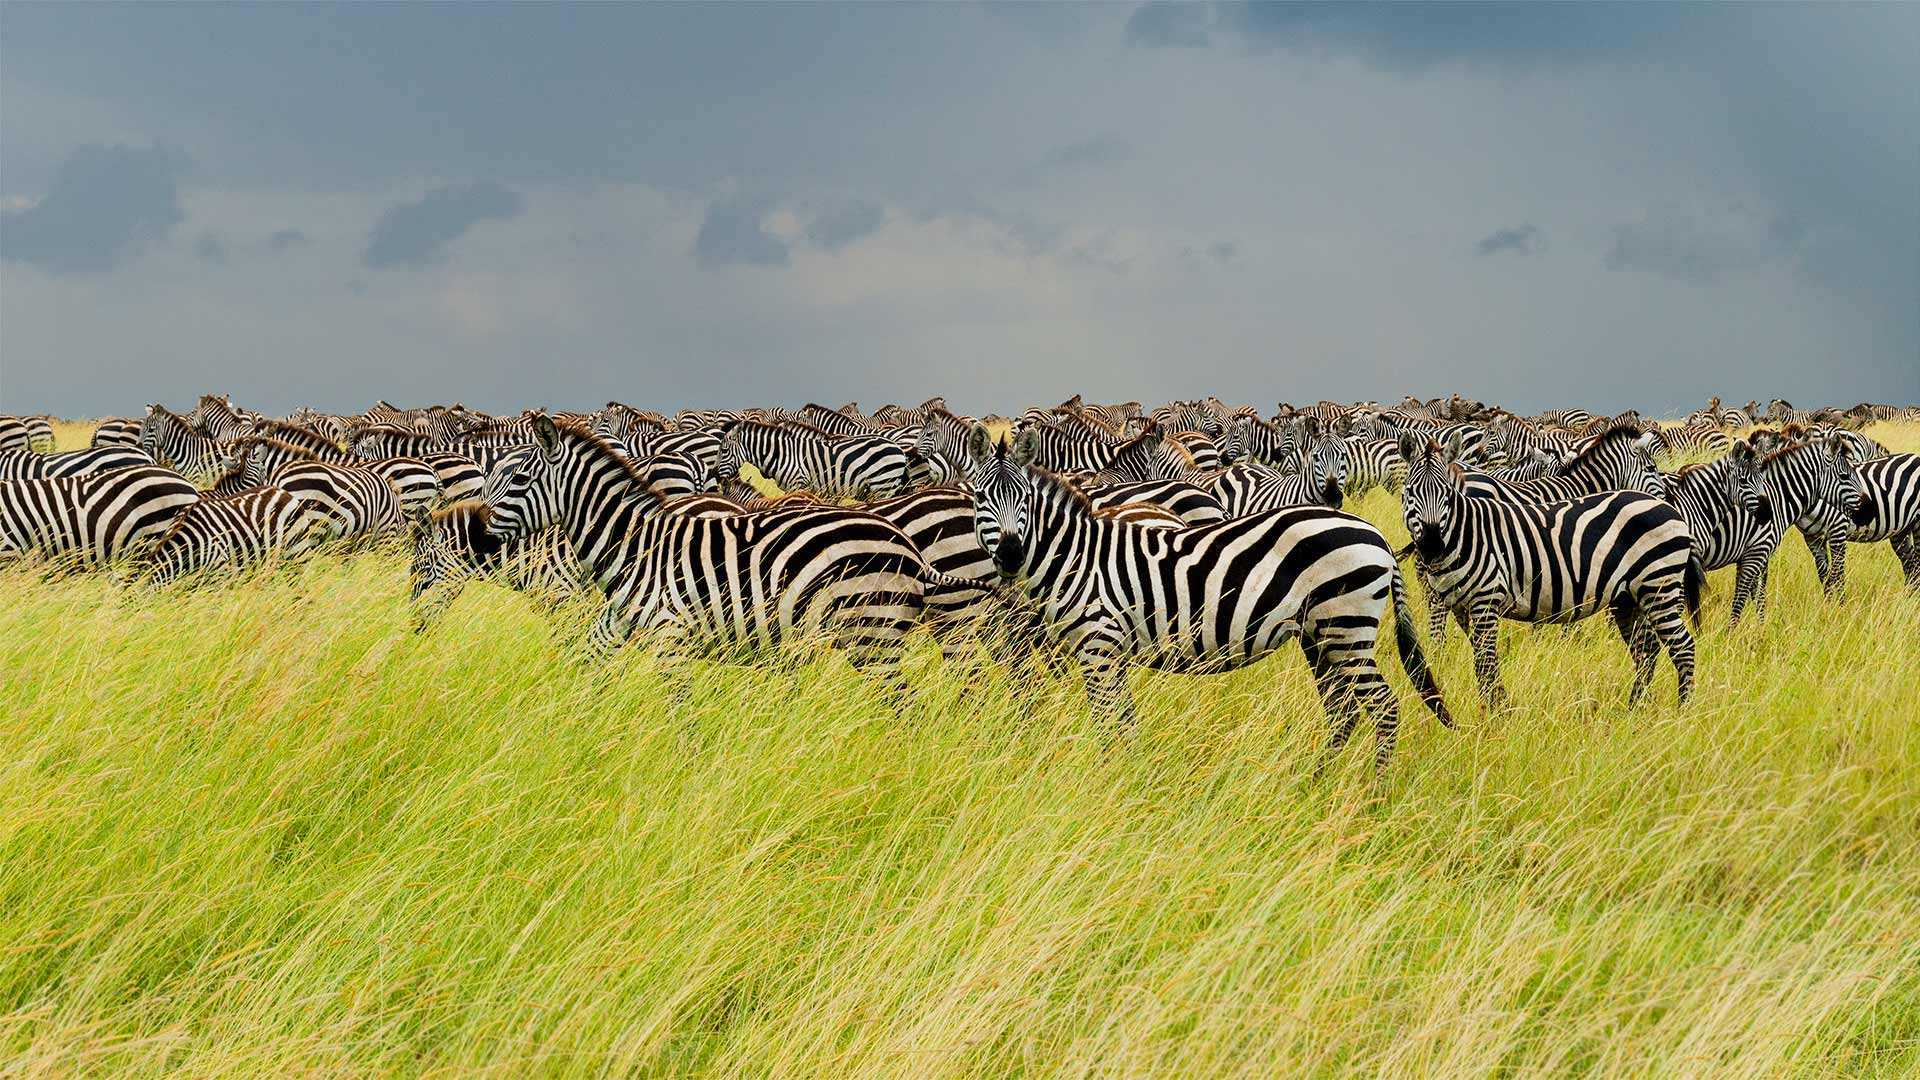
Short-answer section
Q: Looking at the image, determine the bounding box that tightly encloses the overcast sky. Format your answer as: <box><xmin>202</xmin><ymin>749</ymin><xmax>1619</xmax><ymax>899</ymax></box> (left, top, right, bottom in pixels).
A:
<box><xmin>2</xmin><ymin>2</ymin><xmax>1915</xmax><ymax>417</ymax></box>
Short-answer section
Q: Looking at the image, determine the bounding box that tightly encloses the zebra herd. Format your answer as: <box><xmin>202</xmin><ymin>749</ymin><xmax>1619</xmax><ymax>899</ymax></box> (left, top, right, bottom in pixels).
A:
<box><xmin>2</xmin><ymin>394</ymin><xmax>1915</xmax><ymax>769</ymax></box>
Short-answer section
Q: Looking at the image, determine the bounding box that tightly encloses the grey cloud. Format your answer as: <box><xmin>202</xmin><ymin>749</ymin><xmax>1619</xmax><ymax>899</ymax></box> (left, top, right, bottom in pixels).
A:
<box><xmin>363</xmin><ymin>181</ymin><xmax>523</xmax><ymax>269</ymax></box>
<box><xmin>1208</xmin><ymin>241</ymin><xmax>1237</xmax><ymax>263</ymax></box>
<box><xmin>1210</xmin><ymin>2</ymin><xmax>1713</xmax><ymax>67</ymax></box>
<box><xmin>0</xmin><ymin>143</ymin><xmax>184</xmax><ymax>274</ymax></box>
<box><xmin>692</xmin><ymin>194</ymin><xmax>788</xmax><ymax>268</ymax></box>
<box><xmin>805</xmin><ymin>201</ymin><xmax>885</xmax><ymax>252</ymax></box>
<box><xmin>1475</xmin><ymin>224</ymin><xmax>1543</xmax><ymax>257</ymax></box>
<box><xmin>268</xmin><ymin>228</ymin><xmax>310</xmax><ymax>252</ymax></box>
<box><xmin>1126</xmin><ymin>2</ymin><xmax>1214</xmax><ymax>48</ymax></box>
<box><xmin>194</xmin><ymin>231</ymin><xmax>226</xmax><ymax>264</ymax></box>
<box><xmin>1605</xmin><ymin>205</ymin><xmax>1797</xmax><ymax>284</ymax></box>
<box><xmin>1045</xmin><ymin>135</ymin><xmax>1132</xmax><ymax>171</ymax></box>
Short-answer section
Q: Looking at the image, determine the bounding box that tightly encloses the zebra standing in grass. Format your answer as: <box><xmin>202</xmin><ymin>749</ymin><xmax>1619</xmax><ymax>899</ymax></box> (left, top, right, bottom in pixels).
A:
<box><xmin>0</xmin><ymin>446</ymin><xmax>153</xmax><ymax>480</ymax></box>
<box><xmin>965</xmin><ymin>425</ymin><xmax>1451</xmax><ymax>767</ymax></box>
<box><xmin>1709</xmin><ymin>435</ymin><xmax>1864</xmax><ymax>617</ymax></box>
<box><xmin>0</xmin><ymin>466</ymin><xmax>199</xmax><ymax>564</ymax></box>
<box><xmin>1340</xmin><ymin>437</ymin><xmax>1407</xmax><ymax>497</ymax></box>
<box><xmin>141</xmin><ymin>488</ymin><xmax>335</xmax><ymax>584</ymax></box>
<box><xmin>1398</xmin><ymin>433</ymin><xmax>1701</xmax><ymax>707</ymax></box>
<box><xmin>407</xmin><ymin>500</ymin><xmax>589</xmax><ymax>630</ymax></box>
<box><xmin>483</xmin><ymin>416</ymin><xmax>935</xmax><ymax>678</ymax></box>
<box><xmin>1660</xmin><ymin>449</ymin><xmax>1777</xmax><ymax>625</ymax></box>
<box><xmin>270</xmin><ymin>461</ymin><xmax>409</xmax><ymax>542</ymax></box>
<box><xmin>716</xmin><ymin>419</ymin><xmax>911</xmax><ymax>500</ymax></box>
<box><xmin>90</xmin><ymin>418</ymin><xmax>143</xmax><ymax>449</ymax></box>
<box><xmin>1846</xmin><ymin>453</ymin><xmax>1920</xmax><ymax>588</ymax></box>
<box><xmin>1</xmin><ymin>416</ymin><xmax>55</xmax><ymax>454</ymax></box>
<box><xmin>139</xmin><ymin>405</ymin><xmax>225</xmax><ymax>483</ymax></box>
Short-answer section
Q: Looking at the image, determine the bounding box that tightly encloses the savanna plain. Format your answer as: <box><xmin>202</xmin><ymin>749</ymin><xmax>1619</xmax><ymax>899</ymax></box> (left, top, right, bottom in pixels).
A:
<box><xmin>2</xmin><ymin>418</ymin><xmax>1916</xmax><ymax>1077</ymax></box>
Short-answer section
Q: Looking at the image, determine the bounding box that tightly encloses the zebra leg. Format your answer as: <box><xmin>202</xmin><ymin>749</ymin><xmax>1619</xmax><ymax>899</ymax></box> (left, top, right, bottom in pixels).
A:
<box><xmin>1352</xmin><ymin>666</ymin><xmax>1403</xmax><ymax>771</ymax></box>
<box><xmin>584</xmin><ymin>601</ymin><xmax>641</xmax><ymax>661</ymax></box>
<box><xmin>1467</xmin><ymin>601</ymin><xmax>1507</xmax><ymax>709</ymax></box>
<box><xmin>1641</xmin><ymin>590</ymin><xmax>1697</xmax><ymax>704</ymax></box>
<box><xmin>1729</xmin><ymin>553</ymin><xmax>1769</xmax><ymax>626</ymax></box>
<box><xmin>1893</xmin><ymin>531</ymin><xmax>1920</xmax><ymax>589</ymax></box>
<box><xmin>1074</xmin><ymin>625</ymin><xmax>1135</xmax><ymax>735</ymax></box>
<box><xmin>1610</xmin><ymin>598</ymin><xmax>1658</xmax><ymax>705</ymax></box>
<box><xmin>1420</xmin><ymin>566</ymin><xmax>1449</xmax><ymax>644</ymax></box>
<box><xmin>410</xmin><ymin>577</ymin><xmax>467</xmax><ymax>633</ymax></box>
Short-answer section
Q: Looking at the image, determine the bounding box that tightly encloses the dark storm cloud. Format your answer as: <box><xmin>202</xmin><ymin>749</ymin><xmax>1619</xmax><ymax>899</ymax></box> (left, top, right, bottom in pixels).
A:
<box><xmin>692</xmin><ymin>194</ymin><xmax>789</xmax><ymax>268</ymax></box>
<box><xmin>267</xmin><ymin>229</ymin><xmax>310</xmax><ymax>252</ymax></box>
<box><xmin>1125</xmin><ymin>2</ymin><xmax>1214</xmax><ymax>48</ymax></box>
<box><xmin>363</xmin><ymin>182</ymin><xmax>523</xmax><ymax>269</ymax></box>
<box><xmin>1475</xmin><ymin>225</ymin><xmax>1542</xmax><ymax>257</ymax></box>
<box><xmin>805</xmin><ymin>201</ymin><xmax>885</xmax><ymax>252</ymax></box>
<box><xmin>0</xmin><ymin>143</ymin><xmax>184</xmax><ymax>274</ymax></box>
<box><xmin>1604</xmin><ymin>207</ymin><xmax>1796</xmax><ymax>284</ymax></box>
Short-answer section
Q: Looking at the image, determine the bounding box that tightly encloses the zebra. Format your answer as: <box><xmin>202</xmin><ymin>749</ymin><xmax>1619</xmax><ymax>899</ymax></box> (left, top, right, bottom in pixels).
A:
<box><xmin>794</xmin><ymin>403</ymin><xmax>879</xmax><ymax>437</ymax></box>
<box><xmin>184</xmin><ymin>395</ymin><xmax>256</xmax><ymax>443</ymax></box>
<box><xmin>1081</xmin><ymin>480</ymin><xmax>1227</xmax><ymax>526</ymax></box>
<box><xmin>1340</xmin><ymin>437</ymin><xmax>1407</xmax><ymax>497</ymax></box>
<box><xmin>90</xmin><ymin>418</ymin><xmax>143</xmax><ymax>449</ymax></box>
<box><xmin>1660</xmin><ymin>449</ymin><xmax>1776</xmax><ymax>625</ymax></box>
<box><xmin>483</xmin><ymin>415</ymin><xmax>935</xmax><ymax>677</ymax></box>
<box><xmin>1</xmin><ymin>446</ymin><xmax>153</xmax><ymax>480</ymax></box>
<box><xmin>138</xmin><ymin>405</ymin><xmax>225</xmax><ymax>483</ymax></box>
<box><xmin>0</xmin><ymin>417</ymin><xmax>35</xmax><ymax>454</ymax></box>
<box><xmin>271</xmin><ymin>461</ymin><xmax>409</xmax><ymax>542</ymax></box>
<box><xmin>1399</xmin><ymin>435</ymin><xmax>1701</xmax><ymax>708</ymax></box>
<box><xmin>1648</xmin><ymin>421</ymin><xmax>1734</xmax><ymax>464</ymax></box>
<box><xmin>715</xmin><ymin>419</ymin><xmax>911</xmax><ymax>500</ymax></box>
<box><xmin>225</xmin><ymin>436</ymin><xmax>442</xmax><ymax>515</ymax></box>
<box><xmin>407</xmin><ymin>500</ymin><xmax>590</xmax><ymax>630</ymax></box>
<box><xmin>1701</xmin><ymin>434</ymin><xmax>1864</xmax><ymax>617</ymax></box>
<box><xmin>1208</xmin><ymin>460</ymin><xmax>1342</xmax><ymax>517</ymax></box>
<box><xmin>1015</xmin><ymin>410</ymin><xmax>1132</xmax><ymax>474</ymax></box>
<box><xmin>963</xmin><ymin>423</ymin><xmax>1451</xmax><ymax>767</ymax></box>
<box><xmin>1081</xmin><ymin>428</ymin><xmax>1207</xmax><ymax>486</ymax></box>
<box><xmin>0</xmin><ymin>466</ymin><xmax>200</xmax><ymax>565</ymax></box>
<box><xmin>1828</xmin><ymin>452</ymin><xmax>1919</xmax><ymax>590</ymax></box>
<box><xmin>141</xmin><ymin>487</ymin><xmax>335</xmax><ymax>584</ymax></box>
<box><xmin>1147</xmin><ymin>399</ymin><xmax>1225</xmax><ymax>438</ymax></box>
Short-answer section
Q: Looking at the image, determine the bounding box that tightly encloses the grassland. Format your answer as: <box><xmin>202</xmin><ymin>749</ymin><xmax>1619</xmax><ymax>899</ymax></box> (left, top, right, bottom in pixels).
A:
<box><xmin>1</xmin><ymin>419</ymin><xmax>1916</xmax><ymax>1076</ymax></box>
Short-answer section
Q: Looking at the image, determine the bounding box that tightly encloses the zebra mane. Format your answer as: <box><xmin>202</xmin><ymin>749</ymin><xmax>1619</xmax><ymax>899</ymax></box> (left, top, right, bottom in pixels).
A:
<box><xmin>227</xmin><ymin>435</ymin><xmax>324</xmax><ymax>460</ymax></box>
<box><xmin>541</xmin><ymin>416</ymin><xmax>679</xmax><ymax>506</ymax></box>
<box><xmin>1025</xmin><ymin>465</ymin><xmax>1096</xmax><ymax>514</ymax></box>
<box><xmin>1550</xmin><ymin>423</ymin><xmax>1650</xmax><ymax>476</ymax></box>
<box><xmin>145</xmin><ymin>404</ymin><xmax>196</xmax><ymax>431</ymax></box>
<box><xmin>429</xmin><ymin>498</ymin><xmax>491</xmax><ymax>524</ymax></box>
<box><xmin>251</xmin><ymin>418</ymin><xmax>341</xmax><ymax>451</ymax></box>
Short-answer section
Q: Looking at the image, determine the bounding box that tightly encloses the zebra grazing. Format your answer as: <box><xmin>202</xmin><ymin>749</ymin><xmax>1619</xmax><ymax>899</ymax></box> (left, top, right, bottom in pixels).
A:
<box><xmin>271</xmin><ymin>461</ymin><xmax>408</xmax><ymax>542</ymax></box>
<box><xmin>407</xmin><ymin>500</ymin><xmax>589</xmax><ymax>630</ymax></box>
<box><xmin>139</xmin><ymin>405</ymin><xmax>225</xmax><ymax>483</ymax></box>
<box><xmin>965</xmin><ymin>424</ymin><xmax>1452</xmax><ymax>767</ymax></box>
<box><xmin>716</xmin><ymin>419</ymin><xmax>911</xmax><ymax>500</ymax></box>
<box><xmin>142</xmin><ymin>488</ymin><xmax>335</xmax><ymax>584</ymax></box>
<box><xmin>0</xmin><ymin>466</ymin><xmax>199</xmax><ymax>565</ymax></box>
<box><xmin>1</xmin><ymin>446</ymin><xmax>153</xmax><ymax>480</ymax></box>
<box><xmin>225</xmin><ymin>436</ymin><xmax>441</xmax><ymax>515</ymax></box>
<box><xmin>1399</xmin><ymin>434</ymin><xmax>1701</xmax><ymax>707</ymax></box>
<box><xmin>1208</xmin><ymin>459</ymin><xmax>1342</xmax><ymax>518</ymax></box>
<box><xmin>90</xmin><ymin>418</ymin><xmax>143</xmax><ymax>449</ymax></box>
<box><xmin>485</xmin><ymin>415</ymin><xmax>934</xmax><ymax>677</ymax></box>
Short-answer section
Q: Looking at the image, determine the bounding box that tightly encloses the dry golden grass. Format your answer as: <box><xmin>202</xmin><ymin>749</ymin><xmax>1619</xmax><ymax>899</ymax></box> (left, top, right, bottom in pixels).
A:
<box><xmin>0</xmin><ymin>420</ymin><xmax>1914</xmax><ymax>1076</ymax></box>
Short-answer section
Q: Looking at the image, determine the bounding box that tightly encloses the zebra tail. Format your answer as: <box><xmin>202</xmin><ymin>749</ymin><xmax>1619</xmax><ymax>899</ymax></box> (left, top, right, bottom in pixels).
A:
<box><xmin>1389</xmin><ymin>565</ymin><xmax>1454</xmax><ymax>728</ymax></box>
<box><xmin>1684</xmin><ymin>551</ymin><xmax>1705</xmax><ymax>631</ymax></box>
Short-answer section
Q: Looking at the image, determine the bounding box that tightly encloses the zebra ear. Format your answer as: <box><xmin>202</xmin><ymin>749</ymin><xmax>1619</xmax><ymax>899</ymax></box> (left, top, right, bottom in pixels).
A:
<box><xmin>966</xmin><ymin>422</ymin><xmax>994</xmax><ymax>461</ymax></box>
<box><xmin>1439</xmin><ymin>427</ymin><xmax>1466</xmax><ymax>462</ymax></box>
<box><xmin>1010</xmin><ymin>426</ymin><xmax>1042</xmax><ymax>466</ymax></box>
<box><xmin>1395</xmin><ymin>430</ymin><xmax>1424</xmax><ymax>463</ymax></box>
<box><xmin>1301</xmin><ymin>415</ymin><xmax>1320</xmax><ymax>439</ymax></box>
<box><xmin>532</xmin><ymin>413</ymin><xmax>561</xmax><ymax>457</ymax></box>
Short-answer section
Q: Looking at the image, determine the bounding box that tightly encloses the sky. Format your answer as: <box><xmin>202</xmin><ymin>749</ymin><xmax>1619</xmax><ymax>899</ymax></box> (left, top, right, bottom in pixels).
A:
<box><xmin>2</xmin><ymin>2</ymin><xmax>1915</xmax><ymax>418</ymax></box>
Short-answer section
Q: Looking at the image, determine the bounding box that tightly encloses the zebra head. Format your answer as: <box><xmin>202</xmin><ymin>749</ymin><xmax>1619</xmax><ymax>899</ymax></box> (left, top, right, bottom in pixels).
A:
<box><xmin>1399</xmin><ymin>428</ymin><xmax>1467</xmax><ymax>558</ymax></box>
<box><xmin>482</xmin><ymin>443</ymin><xmax>556</xmax><ymax>541</ymax></box>
<box><xmin>1297</xmin><ymin>417</ymin><xmax>1347</xmax><ymax>508</ymax></box>
<box><xmin>965</xmin><ymin>422</ymin><xmax>1041</xmax><ymax>576</ymax></box>
<box><xmin>1820</xmin><ymin>436</ymin><xmax>1865</xmax><ymax>524</ymax></box>
<box><xmin>1724</xmin><ymin>442</ymin><xmax>1773</xmax><ymax>524</ymax></box>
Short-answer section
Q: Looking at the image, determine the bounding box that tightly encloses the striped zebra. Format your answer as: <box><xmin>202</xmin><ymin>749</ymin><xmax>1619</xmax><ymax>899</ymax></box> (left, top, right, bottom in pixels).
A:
<box><xmin>225</xmin><ymin>437</ymin><xmax>441</xmax><ymax>516</ymax></box>
<box><xmin>1661</xmin><ymin>450</ymin><xmax>1776</xmax><ymax>625</ymax></box>
<box><xmin>1080</xmin><ymin>429</ymin><xmax>1206</xmax><ymax>486</ymax></box>
<box><xmin>184</xmin><ymin>395</ymin><xmax>257</xmax><ymax>443</ymax></box>
<box><xmin>1147</xmin><ymin>399</ymin><xmax>1225</xmax><ymax>438</ymax></box>
<box><xmin>1340</xmin><ymin>437</ymin><xmax>1407</xmax><ymax>497</ymax></box>
<box><xmin>90</xmin><ymin>418</ymin><xmax>143</xmax><ymax>448</ymax></box>
<box><xmin>962</xmin><ymin>424</ymin><xmax>1451</xmax><ymax>766</ymax></box>
<box><xmin>1815</xmin><ymin>452</ymin><xmax>1920</xmax><ymax>591</ymax></box>
<box><xmin>138</xmin><ymin>405</ymin><xmax>225</xmax><ymax>483</ymax></box>
<box><xmin>1081</xmin><ymin>479</ymin><xmax>1227</xmax><ymax>526</ymax></box>
<box><xmin>1400</xmin><ymin>436</ymin><xmax>1701</xmax><ymax>707</ymax></box>
<box><xmin>1208</xmin><ymin>460</ymin><xmax>1342</xmax><ymax>517</ymax></box>
<box><xmin>1015</xmin><ymin>410</ymin><xmax>1131</xmax><ymax>474</ymax></box>
<box><xmin>0</xmin><ymin>466</ymin><xmax>199</xmax><ymax>565</ymax></box>
<box><xmin>1648</xmin><ymin>421</ymin><xmax>1733</xmax><ymax>464</ymax></box>
<box><xmin>1707</xmin><ymin>435</ymin><xmax>1863</xmax><ymax>618</ymax></box>
<box><xmin>407</xmin><ymin>500</ymin><xmax>589</xmax><ymax>630</ymax></box>
<box><xmin>141</xmin><ymin>488</ymin><xmax>335</xmax><ymax>584</ymax></box>
<box><xmin>483</xmin><ymin>416</ymin><xmax>935</xmax><ymax>677</ymax></box>
<box><xmin>1</xmin><ymin>416</ymin><xmax>55</xmax><ymax>454</ymax></box>
<box><xmin>271</xmin><ymin>461</ymin><xmax>410</xmax><ymax>542</ymax></box>
<box><xmin>716</xmin><ymin>419</ymin><xmax>911</xmax><ymax>500</ymax></box>
<box><xmin>1</xmin><ymin>446</ymin><xmax>153</xmax><ymax>480</ymax></box>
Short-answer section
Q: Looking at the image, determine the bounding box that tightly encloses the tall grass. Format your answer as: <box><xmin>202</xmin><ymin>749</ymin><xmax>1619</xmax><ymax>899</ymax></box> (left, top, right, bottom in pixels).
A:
<box><xmin>1</xmin><ymin>422</ymin><xmax>1915</xmax><ymax>1075</ymax></box>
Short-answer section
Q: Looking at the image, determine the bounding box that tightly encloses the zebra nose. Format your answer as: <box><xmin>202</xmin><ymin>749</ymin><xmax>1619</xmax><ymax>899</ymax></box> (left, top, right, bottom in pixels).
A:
<box><xmin>994</xmin><ymin>535</ymin><xmax>1026</xmax><ymax>576</ymax></box>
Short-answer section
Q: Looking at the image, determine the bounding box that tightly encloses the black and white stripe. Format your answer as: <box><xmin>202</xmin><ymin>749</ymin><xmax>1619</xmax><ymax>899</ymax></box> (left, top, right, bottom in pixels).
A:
<box><xmin>139</xmin><ymin>405</ymin><xmax>225</xmax><ymax>483</ymax></box>
<box><xmin>408</xmin><ymin>500</ymin><xmax>589</xmax><ymax>629</ymax></box>
<box><xmin>1</xmin><ymin>446</ymin><xmax>154</xmax><ymax>480</ymax></box>
<box><xmin>966</xmin><ymin>425</ymin><xmax>1451</xmax><ymax>767</ymax></box>
<box><xmin>716</xmin><ymin>420</ymin><xmax>911</xmax><ymax>500</ymax></box>
<box><xmin>1400</xmin><ymin>437</ymin><xmax>1701</xmax><ymax>707</ymax></box>
<box><xmin>0</xmin><ymin>466</ymin><xmax>200</xmax><ymax>564</ymax></box>
<box><xmin>485</xmin><ymin>416</ymin><xmax>934</xmax><ymax>676</ymax></box>
<box><xmin>141</xmin><ymin>488</ymin><xmax>334</xmax><ymax>584</ymax></box>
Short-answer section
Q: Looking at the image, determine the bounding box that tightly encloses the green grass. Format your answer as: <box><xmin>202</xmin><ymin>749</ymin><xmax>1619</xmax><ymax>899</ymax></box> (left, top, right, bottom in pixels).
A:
<box><xmin>1</xmin><ymin>422</ymin><xmax>1916</xmax><ymax>1075</ymax></box>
